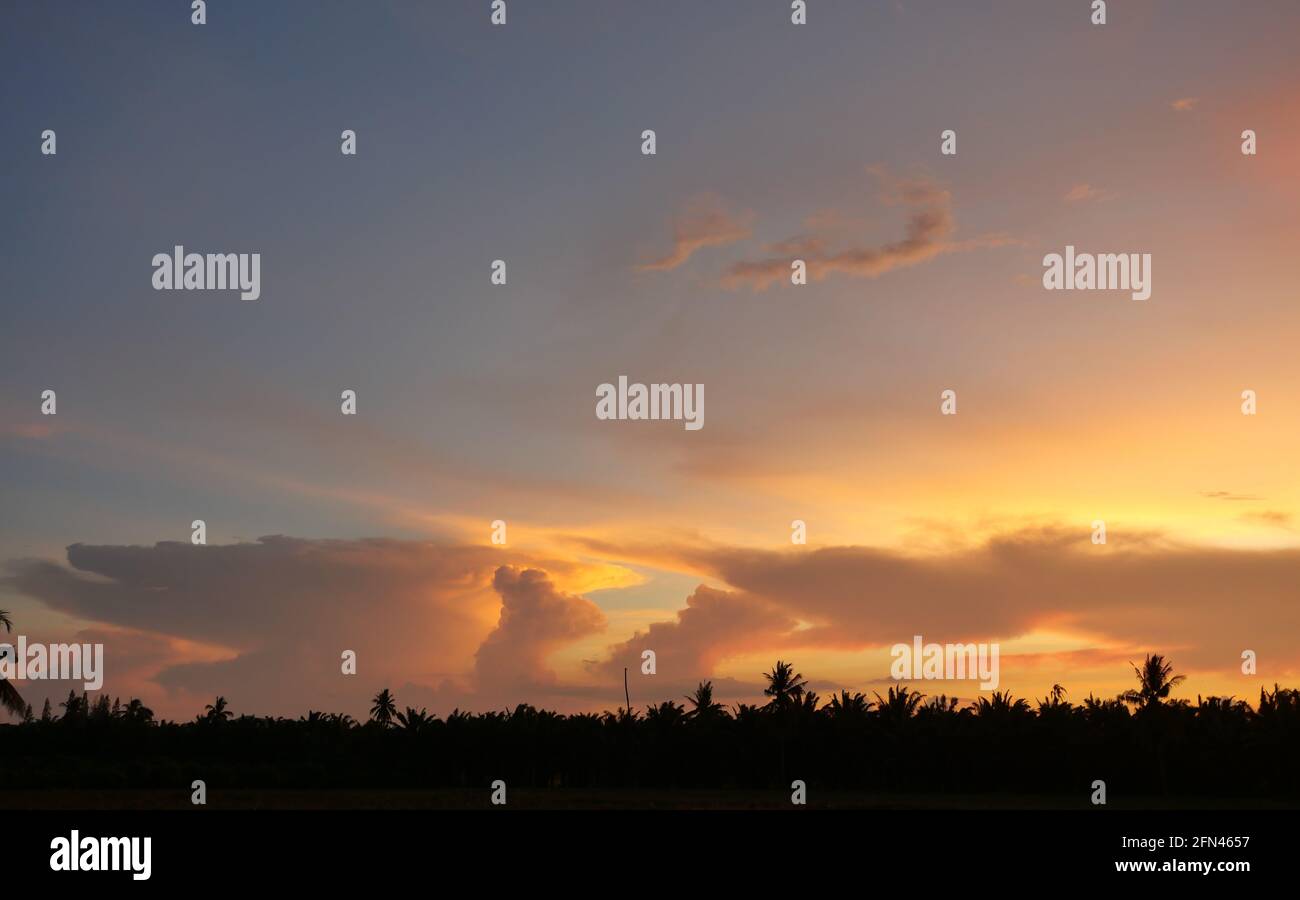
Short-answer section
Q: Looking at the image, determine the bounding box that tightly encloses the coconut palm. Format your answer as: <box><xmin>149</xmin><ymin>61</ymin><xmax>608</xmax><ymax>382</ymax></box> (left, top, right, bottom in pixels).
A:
<box><xmin>122</xmin><ymin>698</ymin><xmax>154</xmax><ymax>724</ymax></box>
<box><xmin>1194</xmin><ymin>694</ymin><xmax>1249</xmax><ymax>737</ymax></box>
<box><xmin>761</xmin><ymin>660</ymin><xmax>810</xmax><ymax>782</ymax></box>
<box><xmin>823</xmin><ymin>690</ymin><xmax>871</xmax><ymax>720</ymax></box>
<box><xmin>395</xmin><ymin>706</ymin><xmax>433</xmax><ymax>733</ymax></box>
<box><xmin>684</xmin><ymin>681</ymin><xmax>726</xmax><ymax>720</ymax></box>
<box><xmin>645</xmin><ymin>700</ymin><xmax>687</xmax><ymax>727</ymax></box>
<box><xmin>0</xmin><ymin>610</ymin><xmax>24</xmax><ymax>717</ymax></box>
<box><xmin>1080</xmin><ymin>692</ymin><xmax>1130</xmax><ymax>726</ymax></box>
<box><xmin>1257</xmin><ymin>683</ymin><xmax>1300</xmax><ymax>721</ymax></box>
<box><xmin>873</xmin><ymin>685</ymin><xmax>925</xmax><ymax>723</ymax></box>
<box><xmin>762</xmin><ymin>660</ymin><xmax>807</xmax><ymax>710</ymax></box>
<box><xmin>1121</xmin><ymin>654</ymin><xmax>1185</xmax><ymax>709</ymax></box>
<box><xmin>60</xmin><ymin>690</ymin><xmax>87</xmax><ymax>721</ymax></box>
<box><xmin>202</xmin><ymin>696</ymin><xmax>232</xmax><ymax>722</ymax></box>
<box><xmin>370</xmin><ymin>688</ymin><xmax>397</xmax><ymax>727</ymax></box>
<box><xmin>1039</xmin><ymin>683</ymin><xmax>1068</xmax><ymax>707</ymax></box>
<box><xmin>974</xmin><ymin>690</ymin><xmax>1031</xmax><ymax>718</ymax></box>
<box><xmin>916</xmin><ymin>694</ymin><xmax>961</xmax><ymax>719</ymax></box>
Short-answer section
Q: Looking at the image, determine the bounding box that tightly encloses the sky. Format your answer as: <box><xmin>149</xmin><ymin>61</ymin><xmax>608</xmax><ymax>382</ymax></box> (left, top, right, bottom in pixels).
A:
<box><xmin>1</xmin><ymin>0</ymin><xmax>1298</xmax><ymax>722</ymax></box>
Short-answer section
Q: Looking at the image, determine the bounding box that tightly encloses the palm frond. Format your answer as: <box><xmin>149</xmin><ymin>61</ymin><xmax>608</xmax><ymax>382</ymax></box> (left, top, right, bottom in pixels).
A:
<box><xmin>0</xmin><ymin>678</ymin><xmax>26</xmax><ymax>717</ymax></box>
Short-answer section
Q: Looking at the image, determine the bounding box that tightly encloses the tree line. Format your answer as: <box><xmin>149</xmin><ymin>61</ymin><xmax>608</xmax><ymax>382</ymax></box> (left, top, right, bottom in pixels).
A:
<box><xmin>2</xmin><ymin>651</ymin><xmax>1297</xmax><ymax>799</ymax></box>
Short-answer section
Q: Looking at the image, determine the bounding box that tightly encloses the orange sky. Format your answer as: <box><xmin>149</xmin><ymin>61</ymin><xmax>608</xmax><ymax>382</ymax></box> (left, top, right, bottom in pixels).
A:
<box><xmin>2</xmin><ymin>1</ymin><xmax>1299</xmax><ymax>720</ymax></box>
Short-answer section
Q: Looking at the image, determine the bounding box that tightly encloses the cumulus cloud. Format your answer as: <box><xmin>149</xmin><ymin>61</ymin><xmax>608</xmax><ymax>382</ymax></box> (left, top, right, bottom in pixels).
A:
<box><xmin>594</xmin><ymin>584</ymin><xmax>796</xmax><ymax>681</ymax></box>
<box><xmin>475</xmin><ymin>567</ymin><xmax>607</xmax><ymax>691</ymax></box>
<box><xmin>7</xmin><ymin>528</ymin><xmax>1297</xmax><ymax>718</ymax></box>
<box><xmin>645</xmin><ymin>527</ymin><xmax>1300</xmax><ymax>677</ymax></box>
<box><xmin>2</xmin><ymin>538</ymin><xmax>610</xmax><ymax>718</ymax></box>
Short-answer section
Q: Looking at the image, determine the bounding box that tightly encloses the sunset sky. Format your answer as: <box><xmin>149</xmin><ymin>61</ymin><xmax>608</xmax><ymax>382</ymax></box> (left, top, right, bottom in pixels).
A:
<box><xmin>2</xmin><ymin>1</ymin><xmax>1298</xmax><ymax>721</ymax></box>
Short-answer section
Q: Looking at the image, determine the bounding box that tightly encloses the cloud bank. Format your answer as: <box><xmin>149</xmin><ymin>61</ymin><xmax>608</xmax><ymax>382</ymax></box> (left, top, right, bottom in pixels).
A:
<box><xmin>5</xmin><ymin>527</ymin><xmax>1297</xmax><ymax>719</ymax></box>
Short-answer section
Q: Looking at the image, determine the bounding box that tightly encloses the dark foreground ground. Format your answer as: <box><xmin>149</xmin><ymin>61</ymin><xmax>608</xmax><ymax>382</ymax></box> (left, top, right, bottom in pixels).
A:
<box><xmin>4</xmin><ymin>788</ymin><xmax>1296</xmax><ymax>810</ymax></box>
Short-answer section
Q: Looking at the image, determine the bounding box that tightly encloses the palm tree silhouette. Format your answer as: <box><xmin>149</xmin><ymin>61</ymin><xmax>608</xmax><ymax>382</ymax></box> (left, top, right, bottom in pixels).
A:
<box><xmin>370</xmin><ymin>688</ymin><xmax>397</xmax><ymax>727</ymax></box>
<box><xmin>795</xmin><ymin>690</ymin><xmax>820</xmax><ymax>714</ymax></box>
<box><xmin>974</xmin><ymin>690</ymin><xmax>1031</xmax><ymax>718</ymax></box>
<box><xmin>395</xmin><ymin>706</ymin><xmax>433</xmax><ymax>733</ymax></box>
<box><xmin>873</xmin><ymin>685</ymin><xmax>924</xmax><ymax>724</ymax></box>
<box><xmin>0</xmin><ymin>653</ymin><xmax>1297</xmax><ymax>798</ymax></box>
<box><xmin>0</xmin><ymin>610</ymin><xmax>25</xmax><ymax>718</ymax></box>
<box><xmin>122</xmin><ymin>698</ymin><xmax>154</xmax><ymax>724</ymax></box>
<box><xmin>60</xmin><ymin>690</ymin><xmax>87</xmax><ymax>721</ymax></box>
<box><xmin>762</xmin><ymin>660</ymin><xmax>807</xmax><ymax>710</ymax></box>
<box><xmin>1121</xmin><ymin>654</ymin><xmax>1185</xmax><ymax>710</ymax></box>
<box><xmin>762</xmin><ymin>661</ymin><xmax>811</xmax><ymax>784</ymax></box>
<box><xmin>202</xmin><ymin>696</ymin><xmax>233</xmax><ymax>722</ymax></box>
<box><xmin>1258</xmin><ymin>683</ymin><xmax>1300</xmax><ymax>720</ymax></box>
<box><xmin>917</xmin><ymin>694</ymin><xmax>961</xmax><ymax>718</ymax></box>
<box><xmin>645</xmin><ymin>700</ymin><xmax>687</xmax><ymax>726</ymax></box>
<box><xmin>824</xmin><ymin>690</ymin><xmax>871</xmax><ymax>720</ymax></box>
<box><xmin>684</xmin><ymin>681</ymin><xmax>726</xmax><ymax>720</ymax></box>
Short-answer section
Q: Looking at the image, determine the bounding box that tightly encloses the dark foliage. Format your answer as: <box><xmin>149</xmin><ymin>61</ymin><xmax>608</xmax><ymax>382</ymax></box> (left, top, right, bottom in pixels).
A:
<box><xmin>2</xmin><ymin>660</ymin><xmax>1297</xmax><ymax>798</ymax></box>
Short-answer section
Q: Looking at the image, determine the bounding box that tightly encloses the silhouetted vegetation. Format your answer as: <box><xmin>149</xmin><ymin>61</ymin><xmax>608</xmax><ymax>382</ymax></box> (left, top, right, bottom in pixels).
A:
<box><xmin>0</xmin><ymin>610</ymin><xmax>25</xmax><ymax>718</ymax></box>
<box><xmin>2</xmin><ymin>656</ymin><xmax>1297</xmax><ymax>799</ymax></box>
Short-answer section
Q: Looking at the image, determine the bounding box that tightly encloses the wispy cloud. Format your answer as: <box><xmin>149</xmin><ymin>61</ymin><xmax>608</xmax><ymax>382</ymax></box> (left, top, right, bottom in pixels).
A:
<box><xmin>3</xmin><ymin>423</ymin><xmax>57</xmax><ymax>440</ymax></box>
<box><xmin>1201</xmin><ymin>490</ymin><xmax>1263</xmax><ymax>501</ymax></box>
<box><xmin>721</xmin><ymin>166</ymin><xmax>1018</xmax><ymax>291</ymax></box>
<box><xmin>1240</xmin><ymin>510</ymin><xmax>1292</xmax><ymax>528</ymax></box>
<box><xmin>1171</xmin><ymin>97</ymin><xmax>1200</xmax><ymax>112</ymax></box>
<box><xmin>1064</xmin><ymin>183</ymin><xmax>1116</xmax><ymax>203</ymax></box>
<box><xmin>635</xmin><ymin>195</ymin><xmax>753</xmax><ymax>272</ymax></box>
